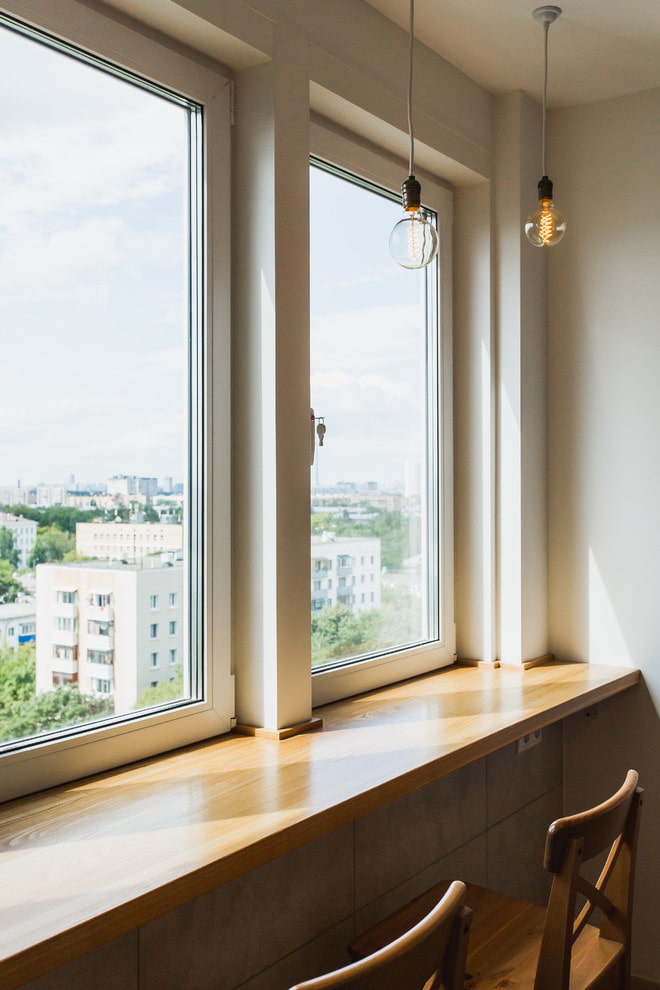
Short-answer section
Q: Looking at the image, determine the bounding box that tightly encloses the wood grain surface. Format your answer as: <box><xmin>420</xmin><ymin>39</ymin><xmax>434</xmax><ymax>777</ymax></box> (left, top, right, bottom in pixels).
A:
<box><xmin>0</xmin><ymin>659</ymin><xmax>639</xmax><ymax>987</ymax></box>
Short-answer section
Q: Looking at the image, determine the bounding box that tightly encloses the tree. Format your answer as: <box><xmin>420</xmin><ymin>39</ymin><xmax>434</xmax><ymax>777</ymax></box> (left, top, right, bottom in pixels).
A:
<box><xmin>0</xmin><ymin>561</ymin><xmax>26</xmax><ymax>604</ymax></box>
<box><xmin>0</xmin><ymin>526</ymin><xmax>18</xmax><ymax>568</ymax></box>
<box><xmin>0</xmin><ymin>643</ymin><xmax>113</xmax><ymax>744</ymax></box>
<box><xmin>143</xmin><ymin>506</ymin><xmax>160</xmax><ymax>523</ymax></box>
<box><xmin>39</xmin><ymin>505</ymin><xmax>97</xmax><ymax>534</ymax></box>
<box><xmin>28</xmin><ymin>526</ymin><xmax>75</xmax><ymax>567</ymax></box>
<box><xmin>133</xmin><ymin>664</ymin><xmax>184</xmax><ymax>710</ymax></box>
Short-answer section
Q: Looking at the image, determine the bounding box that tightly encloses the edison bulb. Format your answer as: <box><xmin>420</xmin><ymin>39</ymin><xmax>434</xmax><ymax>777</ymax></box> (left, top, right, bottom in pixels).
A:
<box><xmin>525</xmin><ymin>199</ymin><xmax>566</xmax><ymax>247</ymax></box>
<box><xmin>390</xmin><ymin>211</ymin><xmax>439</xmax><ymax>269</ymax></box>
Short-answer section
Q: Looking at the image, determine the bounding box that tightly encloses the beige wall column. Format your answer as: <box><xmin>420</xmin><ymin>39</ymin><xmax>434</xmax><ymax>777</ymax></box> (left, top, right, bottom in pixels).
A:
<box><xmin>494</xmin><ymin>91</ymin><xmax>548</xmax><ymax>665</ymax></box>
<box><xmin>232</xmin><ymin>25</ymin><xmax>312</xmax><ymax>731</ymax></box>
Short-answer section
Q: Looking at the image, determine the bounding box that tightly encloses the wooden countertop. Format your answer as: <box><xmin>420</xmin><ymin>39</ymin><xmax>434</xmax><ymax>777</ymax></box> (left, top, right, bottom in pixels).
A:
<box><xmin>0</xmin><ymin>659</ymin><xmax>640</xmax><ymax>987</ymax></box>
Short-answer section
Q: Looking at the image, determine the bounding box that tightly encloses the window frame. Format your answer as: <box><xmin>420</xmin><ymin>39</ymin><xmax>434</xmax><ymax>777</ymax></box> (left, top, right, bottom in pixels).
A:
<box><xmin>0</xmin><ymin>0</ymin><xmax>233</xmax><ymax>803</ymax></box>
<box><xmin>308</xmin><ymin>121</ymin><xmax>455</xmax><ymax>707</ymax></box>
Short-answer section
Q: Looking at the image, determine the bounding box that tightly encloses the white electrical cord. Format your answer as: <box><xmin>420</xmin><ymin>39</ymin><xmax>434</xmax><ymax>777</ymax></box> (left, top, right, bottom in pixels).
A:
<box><xmin>407</xmin><ymin>0</ymin><xmax>415</xmax><ymax>176</ymax></box>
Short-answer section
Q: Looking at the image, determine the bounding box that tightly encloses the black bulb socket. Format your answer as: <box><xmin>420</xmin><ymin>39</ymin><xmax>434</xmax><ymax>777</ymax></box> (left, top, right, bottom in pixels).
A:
<box><xmin>538</xmin><ymin>175</ymin><xmax>554</xmax><ymax>202</ymax></box>
<box><xmin>401</xmin><ymin>175</ymin><xmax>421</xmax><ymax>212</ymax></box>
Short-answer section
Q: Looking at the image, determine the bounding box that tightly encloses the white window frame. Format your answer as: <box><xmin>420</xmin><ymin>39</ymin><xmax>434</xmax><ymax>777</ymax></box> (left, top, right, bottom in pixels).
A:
<box><xmin>0</xmin><ymin>0</ymin><xmax>232</xmax><ymax>803</ymax></box>
<box><xmin>309</xmin><ymin>122</ymin><xmax>455</xmax><ymax>707</ymax></box>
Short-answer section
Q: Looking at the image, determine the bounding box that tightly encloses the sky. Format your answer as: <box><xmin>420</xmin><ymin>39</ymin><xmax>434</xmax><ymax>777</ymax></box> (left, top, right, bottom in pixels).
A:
<box><xmin>0</xmin><ymin>17</ymin><xmax>435</xmax><ymax>493</ymax></box>
<box><xmin>0</xmin><ymin>21</ymin><xmax>189</xmax><ymax>488</ymax></box>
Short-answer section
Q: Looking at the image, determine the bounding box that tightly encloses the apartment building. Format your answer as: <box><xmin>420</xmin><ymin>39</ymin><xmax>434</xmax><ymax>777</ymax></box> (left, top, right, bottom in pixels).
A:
<box><xmin>75</xmin><ymin>522</ymin><xmax>183</xmax><ymax>562</ymax></box>
<box><xmin>0</xmin><ymin>512</ymin><xmax>37</xmax><ymax>568</ymax></box>
<box><xmin>35</xmin><ymin>559</ymin><xmax>183</xmax><ymax>713</ymax></box>
<box><xmin>311</xmin><ymin>535</ymin><xmax>381</xmax><ymax>614</ymax></box>
<box><xmin>0</xmin><ymin>602</ymin><xmax>36</xmax><ymax>649</ymax></box>
<box><xmin>107</xmin><ymin>475</ymin><xmax>159</xmax><ymax>501</ymax></box>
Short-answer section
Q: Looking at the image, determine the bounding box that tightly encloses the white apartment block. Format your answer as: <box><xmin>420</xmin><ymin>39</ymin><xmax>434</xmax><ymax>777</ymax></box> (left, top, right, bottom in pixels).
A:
<box><xmin>76</xmin><ymin>522</ymin><xmax>183</xmax><ymax>561</ymax></box>
<box><xmin>35</xmin><ymin>485</ymin><xmax>66</xmax><ymax>507</ymax></box>
<box><xmin>36</xmin><ymin>559</ymin><xmax>184</xmax><ymax>714</ymax></box>
<box><xmin>0</xmin><ymin>512</ymin><xmax>37</xmax><ymax>568</ymax></box>
<box><xmin>0</xmin><ymin>486</ymin><xmax>31</xmax><ymax>507</ymax></box>
<box><xmin>0</xmin><ymin>602</ymin><xmax>36</xmax><ymax>649</ymax></box>
<box><xmin>311</xmin><ymin>535</ymin><xmax>381</xmax><ymax>615</ymax></box>
<box><xmin>107</xmin><ymin>476</ymin><xmax>158</xmax><ymax>501</ymax></box>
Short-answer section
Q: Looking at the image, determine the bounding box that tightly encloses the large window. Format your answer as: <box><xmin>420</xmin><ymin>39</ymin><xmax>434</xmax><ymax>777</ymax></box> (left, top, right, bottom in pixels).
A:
<box><xmin>310</xmin><ymin>161</ymin><xmax>439</xmax><ymax>668</ymax></box>
<box><xmin>0</xmin><ymin>2</ymin><xmax>232</xmax><ymax>802</ymax></box>
<box><xmin>309</xmin><ymin>126</ymin><xmax>454</xmax><ymax>705</ymax></box>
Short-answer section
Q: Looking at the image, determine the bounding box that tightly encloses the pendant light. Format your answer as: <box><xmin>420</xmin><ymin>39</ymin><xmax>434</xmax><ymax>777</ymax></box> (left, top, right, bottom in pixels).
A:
<box><xmin>389</xmin><ymin>0</ymin><xmax>439</xmax><ymax>269</ymax></box>
<box><xmin>524</xmin><ymin>5</ymin><xmax>566</xmax><ymax>247</ymax></box>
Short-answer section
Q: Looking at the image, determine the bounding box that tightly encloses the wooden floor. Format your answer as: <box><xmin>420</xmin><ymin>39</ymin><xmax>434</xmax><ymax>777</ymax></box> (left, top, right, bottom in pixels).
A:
<box><xmin>0</xmin><ymin>659</ymin><xmax>639</xmax><ymax>988</ymax></box>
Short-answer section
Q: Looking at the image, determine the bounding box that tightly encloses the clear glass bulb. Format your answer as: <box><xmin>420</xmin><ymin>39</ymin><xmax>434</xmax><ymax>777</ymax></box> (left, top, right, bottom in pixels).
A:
<box><xmin>389</xmin><ymin>211</ymin><xmax>439</xmax><ymax>269</ymax></box>
<box><xmin>525</xmin><ymin>198</ymin><xmax>566</xmax><ymax>247</ymax></box>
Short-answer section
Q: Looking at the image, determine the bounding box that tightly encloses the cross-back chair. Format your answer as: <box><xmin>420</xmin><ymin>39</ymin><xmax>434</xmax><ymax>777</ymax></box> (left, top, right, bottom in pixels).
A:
<box><xmin>289</xmin><ymin>879</ymin><xmax>471</xmax><ymax>990</ymax></box>
<box><xmin>350</xmin><ymin>769</ymin><xmax>643</xmax><ymax>989</ymax></box>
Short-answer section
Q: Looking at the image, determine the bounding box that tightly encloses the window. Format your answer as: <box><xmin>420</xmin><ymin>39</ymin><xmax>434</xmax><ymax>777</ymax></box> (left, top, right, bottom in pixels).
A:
<box><xmin>169</xmin><ymin>621</ymin><xmax>177</xmax><ymax>635</ymax></box>
<box><xmin>92</xmin><ymin>678</ymin><xmax>112</xmax><ymax>694</ymax></box>
<box><xmin>88</xmin><ymin>621</ymin><xmax>111</xmax><ymax>637</ymax></box>
<box><xmin>149</xmin><ymin>624</ymin><xmax>159</xmax><ymax>639</ymax></box>
<box><xmin>87</xmin><ymin>650</ymin><xmax>113</xmax><ymax>665</ymax></box>
<box><xmin>309</xmin><ymin>126</ymin><xmax>453</xmax><ymax>706</ymax></box>
<box><xmin>169</xmin><ymin>649</ymin><xmax>177</xmax><ymax>664</ymax></box>
<box><xmin>150</xmin><ymin>652</ymin><xmax>159</xmax><ymax>668</ymax></box>
<box><xmin>91</xmin><ymin>594</ymin><xmax>112</xmax><ymax>609</ymax></box>
<box><xmin>55</xmin><ymin>617</ymin><xmax>77</xmax><ymax>632</ymax></box>
<box><xmin>149</xmin><ymin>595</ymin><xmax>159</xmax><ymax>610</ymax></box>
<box><xmin>0</xmin><ymin>0</ymin><xmax>232</xmax><ymax>804</ymax></box>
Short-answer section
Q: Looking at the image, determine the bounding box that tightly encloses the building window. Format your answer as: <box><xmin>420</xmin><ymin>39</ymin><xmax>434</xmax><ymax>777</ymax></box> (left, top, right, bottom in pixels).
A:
<box><xmin>169</xmin><ymin>648</ymin><xmax>177</xmax><ymax>664</ymax></box>
<box><xmin>150</xmin><ymin>652</ymin><xmax>159</xmax><ymax>668</ymax></box>
<box><xmin>87</xmin><ymin>650</ymin><xmax>113</xmax><ymax>665</ymax></box>
<box><xmin>149</xmin><ymin>595</ymin><xmax>159</xmax><ymax>610</ymax></box>
<box><xmin>169</xmin><ymin>621</ymin><xmax>177</xmax><ymax>635</ymax></box>
<box><xmin>55</xmin><ymin>617</ymin><xmax>77</xmax><ymax>632</ymax></box>
<box><xmin>92</xmin><ymin>679</ymin><xmax>112</xmax><ymax>694</ymax></box>
<box><xmin>149</xmin><ymin>624</ymin><xmax>159</xmax><ymax>639</ymax></box>
<box><xmin>169</xmin><ymin>593</ymin><xmax>178</xmax><ymax>608</ymax></box>
<box><xmin>57</xmin><ymin>590</ymin><xmax>77</xmax><ymax>604</ymax></box>
<box><xmin>88</xmin><ymin>620</ymin><xmax>111</xmax><ymax>637</ymax></box>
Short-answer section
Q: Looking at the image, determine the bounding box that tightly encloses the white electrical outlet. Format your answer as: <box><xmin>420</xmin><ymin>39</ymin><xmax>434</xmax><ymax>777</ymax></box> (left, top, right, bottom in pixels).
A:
<box><xmin>517</xmin><ymin>728</ymin><xmax>543</xmax><ymax>753</ymax></box>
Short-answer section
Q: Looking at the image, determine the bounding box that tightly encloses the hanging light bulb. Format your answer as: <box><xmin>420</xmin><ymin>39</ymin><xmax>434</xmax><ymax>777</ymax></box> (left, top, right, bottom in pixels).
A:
<box><xmin>390</xmin><ymin>0</ymin><xmax>438</xmax><ymax>270</ymax></box>
<box><xmin>525</xmin><ymin>175</ymin><xmax>566</xmax><ymax>246</ymax></box>
<box><xmin>390</xmin><ymin>175</ymin><xmax>439</xmax><ymax>269</ymax></box>
<box><xmin>525</xmin><ymin>5</ymin><xmax>566</xmax><ymax>247</ymax></box>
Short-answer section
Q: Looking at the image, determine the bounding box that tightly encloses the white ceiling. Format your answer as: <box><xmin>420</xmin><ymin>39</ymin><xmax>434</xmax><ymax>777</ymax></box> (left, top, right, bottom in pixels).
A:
<box><xmin>97</xmin><ymin>0</ymin><xmax>660</xmax><ymax>108</ymax></box>
<box><xmin>364</xmin><ymin>0</ymin><xmax>660</xmax><ymax>107</ymax></box>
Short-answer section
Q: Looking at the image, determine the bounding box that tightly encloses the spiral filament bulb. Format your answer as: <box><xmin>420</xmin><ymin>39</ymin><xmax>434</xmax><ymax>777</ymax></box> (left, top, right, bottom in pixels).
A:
<box><xmin>525</xmin><ymin>183</ymin><xmax>566</xmax><ymax>248</ymax></box>
<box><xmin>539</xmin><ymin>203</ymin><xmax>555</xmax><ymax>244</ymax></box>
<box><xmin>390</xmin><ymin>210</ymin><xmax>439</xmax><ymax>269</ymax></box>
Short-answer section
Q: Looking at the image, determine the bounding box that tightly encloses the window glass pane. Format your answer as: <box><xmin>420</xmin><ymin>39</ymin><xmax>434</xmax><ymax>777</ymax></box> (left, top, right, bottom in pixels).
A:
<box><xmin>0</xmin><ymin>17</ymin><xmax>200</xmax><ymax>748</ymax></box>
<box><xmin>310</xmin><ymin>162</ymin><xmax>438</xmax><ymax>670</ymax></box>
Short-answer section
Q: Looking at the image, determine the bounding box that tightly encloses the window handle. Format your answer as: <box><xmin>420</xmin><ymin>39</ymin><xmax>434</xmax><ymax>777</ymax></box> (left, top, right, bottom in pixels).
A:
<box><xmin>310</xmin><ymin>410</ymin><xmax>326</xmax><ymax>465</ymax></box>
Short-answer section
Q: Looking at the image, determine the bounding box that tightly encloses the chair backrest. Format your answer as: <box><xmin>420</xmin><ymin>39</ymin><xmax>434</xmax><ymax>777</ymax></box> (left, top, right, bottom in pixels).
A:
<box><xmin>534</xmin><ymin>769</ymin><xmax>643</xmax><ymax>990</ymax></box>
<box><xmin>289</xmin><ymin>880</ymin><xmax>471</xmax><ymax>990</ymax></box>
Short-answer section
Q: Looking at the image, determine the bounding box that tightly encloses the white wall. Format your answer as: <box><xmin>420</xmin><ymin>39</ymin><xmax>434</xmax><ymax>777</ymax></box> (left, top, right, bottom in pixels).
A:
<box><xmin>548</xmin><ymin>86</ymin><xmax>660</xmax><ymax>982</ymax></box>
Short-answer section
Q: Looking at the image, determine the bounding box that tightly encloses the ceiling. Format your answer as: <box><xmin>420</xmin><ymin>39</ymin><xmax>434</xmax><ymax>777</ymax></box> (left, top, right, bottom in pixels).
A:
<box><xmin>364</xmin><ymin>0</ymin><xmax>660</xmax><ymax>107</ymax></box>
<box><xmin>97</xmin><ymin>0</ymin><xmax>660</xmax><ymax>109</ymax></box>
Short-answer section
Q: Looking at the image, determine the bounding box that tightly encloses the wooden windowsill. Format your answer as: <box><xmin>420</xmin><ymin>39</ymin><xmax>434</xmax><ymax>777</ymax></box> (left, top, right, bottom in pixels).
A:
<box><xmin>0</xmin><ymin>659</ymin><xmax>640</xmax><ymax>988</ymax></box>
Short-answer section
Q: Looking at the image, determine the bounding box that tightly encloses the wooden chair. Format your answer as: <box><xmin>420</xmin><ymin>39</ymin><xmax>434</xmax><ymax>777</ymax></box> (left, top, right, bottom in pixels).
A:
<box><xmin>350</xmin><ymin>770</ymin><xmax>643</xmax><ymax>989</ymax></box>
<box><xmin>289</xmin><ymin>879</ymin><xmax>471</xmax><ymax>990</ymax></box>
